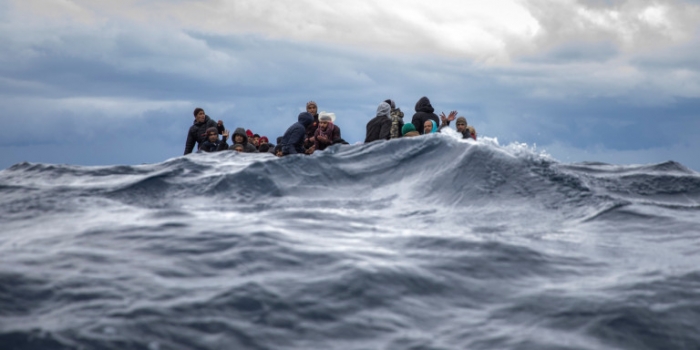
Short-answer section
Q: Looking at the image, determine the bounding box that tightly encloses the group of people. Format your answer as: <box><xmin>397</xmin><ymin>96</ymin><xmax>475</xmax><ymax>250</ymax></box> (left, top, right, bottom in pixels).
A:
<box><xmin>183</xmin><ymin>97</ymin><xmax>477</xmax><ymax>157</ymax></box>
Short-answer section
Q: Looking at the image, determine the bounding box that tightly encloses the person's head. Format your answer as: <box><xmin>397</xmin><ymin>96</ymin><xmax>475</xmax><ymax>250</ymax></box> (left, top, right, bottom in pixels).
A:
<box><xmin>233</xmin><ymin>128</ymin><xmax>247</xmax><ymax>144</ymax></box>
<box><xmin>377</xmin><ymin>102</ymin><xmax>391</xmax><ymax>118</ymax></box>
<box><xmin>319</xmin><ymin>114</ymin><xmax>333</xmax><ymax>130</ymax></box>
<box><xmin>193</xmin><ymin>108</ymin><xmax>206</xmax><ymax>123</ymax></box>
<box><xmin>259</xmin><ymin>143</ymin><xmax>270</xmax><ymax>153</ymax></box>
<box><xmin>233</xmin><ymin>144</ymin><xmax>244</xmax><ymax>152</ymax></box>
<box><xmin>306</xmin><ymin>101</ymin><xmax>318</xmax><ymax>115</ymax></box>
<box><xmin>253</xmin><ymin>134</ymin><xmax>260</xmax><ymax>145</ymax></box>
<box><xmin>402</xmin><ymin>122</ymin><xmax>417</xmax><ymax>136</ymax></box>
<box><xmin>205</xmin><ymin>127</ymin><xmax>218</xmax><ymax>143</ymax></box>
<box><xmin>456</xmin><ymin>117</ymin><xmax>467</xmax><ymax>133</ymax></box>
<box><xmin>259</xmin><ymin>136</ymin><xmax>269</xmax><ymax>145</ymax></box>
<box><xmin>298</xmin><ymin>112</ymin><xmax>314</xmax><ymax>128</ymax></box>
<box><xmin>424</xmin><ymin>120</ymin><xmax>434</xmax><ymax>134</ymax></box>
<box><xmin>384</xmin><ymin>99</ymin><xmax>396</xmax><ymax>111</ymax></box>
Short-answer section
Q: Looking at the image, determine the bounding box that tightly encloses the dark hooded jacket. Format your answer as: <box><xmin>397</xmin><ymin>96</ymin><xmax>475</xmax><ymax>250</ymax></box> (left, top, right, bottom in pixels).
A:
<box><xmin>304</xmin><ymin>113</ymin><xmax>320</xmax><ymax>148</ymax></box>
<box><xmin>282</xmin><ymin>112</ymin><xmax>315</xmax><ymax>155</ymax></box>
<box><xmin>231</xmin><ymin>128</ymin><xmax>258</xmax><ymax>153</ymax></box>
<box><xmin>365</xmin><ymin>102</ymin><xmax>392</xmax><ymax>143</ymax></box>
<box><xmin>184</xmin><ymin>115</ymin><xmax>224</xmax><ymax>155</ymax></box>
<box><xmin>411</xmin><ymin>97</ymin><xmax>439</xmax><ymax>135</ymax></box>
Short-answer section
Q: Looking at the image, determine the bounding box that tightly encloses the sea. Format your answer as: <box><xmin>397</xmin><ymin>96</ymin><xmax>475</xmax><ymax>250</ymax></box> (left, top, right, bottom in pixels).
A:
<box><xmin>1</xmin><ymin>131</ymin><xmax>699</xmax><ymax>350</ymax></box>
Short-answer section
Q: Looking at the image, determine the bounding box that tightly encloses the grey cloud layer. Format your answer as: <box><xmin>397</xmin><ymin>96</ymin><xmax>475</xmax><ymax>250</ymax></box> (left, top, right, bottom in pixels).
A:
<box><xmin>1</xmin><ymin>0</ymin><xmax>699</xmax><ymax>170</ymax></box>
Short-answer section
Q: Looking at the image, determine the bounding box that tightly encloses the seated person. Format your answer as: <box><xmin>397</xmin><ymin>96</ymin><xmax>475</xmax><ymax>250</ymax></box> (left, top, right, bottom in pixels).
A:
<box><xmin>423</xmin><ymin>120</ymin><xmax>438</xmax><ymax>134</ymax></box>
<box><xmin>455</xmin><ymin>117</ymin><xmax>477</xmax><ymax>140</ymax></box>
<box><xmin>198</xmin><ymin>127</ymin><xmax>229</xmax><ymax>152</ymax></box>
<box><xmin>314</xmin><ymin>112</ymin><xmax>341</xmax><ymax>152</ymax></box>
<box><xmin>401</xmin><ymin>123</ymin><xmax>420</xmax><ymax>137</ymax></box>
<box><xmin>232</xmin><ymin>144</ymin><xmax>245</xmax><ymax>152</ymax></box>
<box><xmin>231</xmin><ymin>128</ymin><xmax>259</xmax><ymax>153</ymax></box>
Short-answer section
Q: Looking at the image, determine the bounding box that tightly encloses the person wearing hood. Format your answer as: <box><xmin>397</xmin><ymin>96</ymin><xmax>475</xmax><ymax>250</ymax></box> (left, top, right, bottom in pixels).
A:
<box><xmin>365</xmin><ymin>102</ymin><xmax>392</xmax><ymax>143</ymax></box>
<box><xmin>423</xmin><ymin>120</ymin><xmax>439</xmax><ymax>134</ymax></box>
<box><xmin>303</xmin><ymin>101</ymin><xmax>320</xmax><ymax>149</ymax></box>
<box><xmin>385</xmin><ymin>99</ymin><xmax>405</xmax><ymax>139</ymax></box>
<box><xmin>198</xmin><ymin>127</ymin><xmax>229</xmax><ymax>153</ymax></box>
<box><xmin>281</xmin><ymin>112</ymin><xmax>315</xmax><ymax>155</ymax></box>
<box><xmin>231</xmin><ymin>127</ymin><xmax>259</xmax><ymax>153</ymax></box>
<box><xmin>411</xmin><ymin>97</ymin><xmax>440</xmax><ymax>135</ymax></box>
<box><xmin>313</xmin><ymin>112</ymin><xmax>342</xmax><ymax>152</ymax></box>
<box><xmin>184</xmin><ymin>107</ymin><xmax>225</xmax><ymax>154</ymax></box>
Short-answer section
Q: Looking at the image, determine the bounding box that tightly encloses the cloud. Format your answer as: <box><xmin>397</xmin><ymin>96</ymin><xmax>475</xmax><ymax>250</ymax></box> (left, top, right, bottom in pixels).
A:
<box><xmin>1</xmin><ymin>0</ymin><xmax>699</xmax><ymax>172</ymax></box>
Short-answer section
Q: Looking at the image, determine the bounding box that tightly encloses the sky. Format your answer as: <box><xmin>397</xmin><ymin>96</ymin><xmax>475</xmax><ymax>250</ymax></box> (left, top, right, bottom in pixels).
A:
<box><xmin>1</xmin><ymin>0</ymin><xmax>699</xmax><ymax>171</ymax></box>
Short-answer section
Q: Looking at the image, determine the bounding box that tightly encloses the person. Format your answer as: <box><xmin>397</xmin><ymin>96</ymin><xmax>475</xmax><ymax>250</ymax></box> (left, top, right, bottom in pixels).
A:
<box><xmin>258</xmin><ymin>136</ymin><xmax>273</xmax><ymax>150</ymax></box>
<box><xmin>313</xmin><ymin>112</ymin><xmax>342</xmax><ymax>152</ymax></box>
<box><xmin>231</xmin><ymin>128</ymin><xmax>259</xmax><ymax>153</ymax></box>
<box><xmin>411</xmin><ymin>97</ymin><xmax>439</xmax><ymax>135</ymax></box>
<box><xmin>198</xmin><ymin>127</ymin><xmax>229</xmax><ymax>152</ymax></box>
<box><xmin>303</xmin><ymin>101</ymin><xmax>320</xmax><ymax>149</ymax></box>
<box><xmin>385</xmin><ymin>99</ymin><xmax>405</xmax><ymax>139</ymax></box>
<box><xmin>365</xmin><ymin>102</ymin><xmax>392</xmax><ymax>143</ymax></box>
<box><xmin>423</xmin><ymin>120</ymin><xmax>438</xmax><ymax>134</ymax></box>
<box><xmin>273</xmin><ymin>145</ymin><xmax>284</xmax><ymax>157</ymax></box>
<box><xmin>281</xmin><ymin>112</ymin><xmax>315</xmax><ymax>155</ymax></box>
<box><xmin>440</xmin><ymin>114</ymin><xmax>477</xmax><ymax>140</ymax></box>
<box><xmin>232</xmin><ymin>144</ymin><xmax>245</xmax><ymax>152</ymax></box>
<box><xmin>401</xmin><ymin>123</ymin><xmax>420</xmax><ymax>137</ymax></box>
<box><xmin>258</xmin><ymin>143</ymin><xmax>271</xmax><ymax>153</ymax></box>
<box><xmin>184</xmin><ymin>108</ymin><xmax>225</xmax><ymax>154</ymax></box>
<box><xmin>252</xmin><ymin>134</ymin><xmax>261</xmax><ymax>148</ymax></box>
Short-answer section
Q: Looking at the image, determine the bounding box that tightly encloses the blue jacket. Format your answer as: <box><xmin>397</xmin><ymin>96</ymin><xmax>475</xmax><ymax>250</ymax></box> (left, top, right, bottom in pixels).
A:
<box><xmin>281</xmin><ymin>112</ymin><xmax>314</xmax><ymax>155</ymax></box>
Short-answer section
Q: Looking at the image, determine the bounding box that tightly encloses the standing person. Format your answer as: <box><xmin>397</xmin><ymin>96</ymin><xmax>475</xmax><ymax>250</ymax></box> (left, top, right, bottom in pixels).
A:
<box><xmin>411</xmin><ymin>97</ymin><xmax>439</xmax><ymax>135</ymax></box>
<box><xmin>231</xmin><ymin>128</ymin><xmax>259</xmax><ymax>153</ymax></box>
<box><xmin>303</xmin><ymin>101</ymin><xmax>320</xmax><ymax>149</ymax></box>
<box><xmin>198</xmin><ymin>127</ymin><xmax>229</xmax><ymax>153</ymax></box>
<box><xmin>364</xmin><ymin>102</ymin><xmax>392</xmax><ymax>143</ymax></box>
<box><xmin>281</xmin><ymin>112</ymin><xmax>315</xmax><ymax>155</ymax></box>
<box><xmin>313</xmin><ymin>113</ymin><xmax>341</xmax><ymax>152</ymax></box>
<box><xmin>385</xmin><ymin>99</ymin><xmax>405</xmax><ymax>139</ymax></box>
<box><xmin>184</xmin><ymin>108</ymin><xmax>225</xmax><ymax>155</ymax></box>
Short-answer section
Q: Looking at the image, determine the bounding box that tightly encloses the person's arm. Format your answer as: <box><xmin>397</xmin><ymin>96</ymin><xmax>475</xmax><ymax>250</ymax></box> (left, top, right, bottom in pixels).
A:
<box><xmin>379</xmin><ymin>119</ymin><xmax>392</xmax><ymax>140</ymax></box>
<box><xmin>184</xmin><ymin>129</ymin><xmax>196</xmax><ymax>155</ymax></box>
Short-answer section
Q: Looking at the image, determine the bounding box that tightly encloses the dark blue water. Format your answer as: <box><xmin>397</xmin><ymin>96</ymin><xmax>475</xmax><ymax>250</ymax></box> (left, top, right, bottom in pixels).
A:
<box><xmin>2</xmin><ymin>134</ymin><xmax>700</xmax><ymax>350</ymax></box>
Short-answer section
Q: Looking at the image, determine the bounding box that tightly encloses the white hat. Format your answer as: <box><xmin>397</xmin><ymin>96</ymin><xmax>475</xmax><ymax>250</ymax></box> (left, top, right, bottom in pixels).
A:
<box><xmin>318</xmin><ymin>111</ymin><xmax>336</xmax><ymax>123</ymax></box>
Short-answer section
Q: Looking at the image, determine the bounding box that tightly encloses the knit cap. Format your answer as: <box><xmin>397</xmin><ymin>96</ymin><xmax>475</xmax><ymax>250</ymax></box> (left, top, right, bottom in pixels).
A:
<box><xmin>401</xmin><ymin>122</ymin><xmax>417</xmax><ymax>136</ymax></box>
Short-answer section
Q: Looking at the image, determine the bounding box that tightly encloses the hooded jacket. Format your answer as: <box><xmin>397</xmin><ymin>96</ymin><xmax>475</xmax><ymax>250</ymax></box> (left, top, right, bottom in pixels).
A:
<box><xmin>411</xmin><ymin>97</ymin><xmax>439</xmax><ymax>135</ymax></box>
<box><xmin>184</xmin><ymin>115</ymin><xmax>224</xmax><ymax>155</ymax></box>
<box><xmin>232</xmin><ymin>127</ymin><xmax>259</xmax><ymax>153</ymax></box>
<box><xmin>364</xmin><ymin>102</ymin><xmax>392</xmax><ymax>143</ymax></box>
<box><xmin>282</xmin><ymin>112</ymin><xmax>315</xmax><ymax>155</ymax></box>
